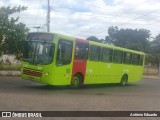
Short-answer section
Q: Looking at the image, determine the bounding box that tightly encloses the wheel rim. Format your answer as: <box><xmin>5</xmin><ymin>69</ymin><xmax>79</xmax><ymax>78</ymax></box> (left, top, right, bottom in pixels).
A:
<box><xmin>122</xmin><ymin>76</ymin><xmax>127</xmax><ymax>85</ymax></box>
<box><xmin>122</xmin><ymin>79</ymin><xmax>126</xmax><ymax>85</ymax></box>
<box><xmin>72</xmin><ymin>76</ymin><xmax>79</xmax><ymax>87</ymax></box>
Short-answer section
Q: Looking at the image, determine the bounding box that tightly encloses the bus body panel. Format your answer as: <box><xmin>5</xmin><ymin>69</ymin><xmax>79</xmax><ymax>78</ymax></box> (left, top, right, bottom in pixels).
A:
<box><xmin>21</xmin><ymin>62</ymin><xmax>54</xmax><ymax>84</ymax></box>
<box><xmin>85</xmin><ymin>63</ymin><xmax>143</xmax><ymax>84</ymax></box>
<box><xmin>48</xmin><ymin>34</ymin><xmax>75</xmax><ymax>85</ymax></box>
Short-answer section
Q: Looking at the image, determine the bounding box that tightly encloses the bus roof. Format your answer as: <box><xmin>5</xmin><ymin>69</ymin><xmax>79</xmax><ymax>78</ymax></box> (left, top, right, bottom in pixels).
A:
<box><xmin>28</xmin><ymin>32</ymin><xmax>145</xmax><ymax>55</ymax></box>
<box><xmin>89</xmin><ymin>41</ymin><xmax>145</xmax><ymax>55</ymax></box>
<box><xmin>55</xmin><ymin>32</ymin><xmax>145</xmax><ymax>55</ymax></box>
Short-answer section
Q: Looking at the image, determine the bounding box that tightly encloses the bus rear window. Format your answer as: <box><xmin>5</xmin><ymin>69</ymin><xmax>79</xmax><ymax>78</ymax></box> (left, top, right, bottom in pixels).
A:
<box><xmin>27</xmin><ymin>33</ymin><xmax>54</xmax><ymax>42</ymax></box>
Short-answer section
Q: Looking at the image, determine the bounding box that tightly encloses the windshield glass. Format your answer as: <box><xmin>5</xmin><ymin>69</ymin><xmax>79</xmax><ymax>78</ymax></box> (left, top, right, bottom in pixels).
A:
<box><xmin>23</xmin><ymin>41</ymin><xmax>54</xmax><ymax>65</ymax></box>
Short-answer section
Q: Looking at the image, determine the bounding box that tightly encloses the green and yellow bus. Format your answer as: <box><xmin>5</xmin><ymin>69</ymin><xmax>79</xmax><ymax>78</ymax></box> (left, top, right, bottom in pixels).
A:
<box><xmin>21</xmin><ymin>32</ymin><xmax>145</xmax><ymax>88</ymax></box>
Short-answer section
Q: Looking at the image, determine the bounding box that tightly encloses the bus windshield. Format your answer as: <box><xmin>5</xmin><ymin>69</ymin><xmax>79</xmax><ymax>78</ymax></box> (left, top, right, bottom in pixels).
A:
<box><xmin>23</xmin><ymin>41</ymin><xmax>54</xmax><ymax>65</ymax></box>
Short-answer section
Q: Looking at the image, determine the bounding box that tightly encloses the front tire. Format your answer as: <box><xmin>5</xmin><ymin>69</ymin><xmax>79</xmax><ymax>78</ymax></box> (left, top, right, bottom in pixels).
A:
<box><xmin>71</xmin><ymin>74</ymin><xmax>83</xmax><ymax>88</ymax></box>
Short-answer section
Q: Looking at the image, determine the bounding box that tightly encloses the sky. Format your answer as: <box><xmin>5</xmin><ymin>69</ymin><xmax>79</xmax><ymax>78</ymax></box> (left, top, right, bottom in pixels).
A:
<box><xmin>0</xmin><ymin>0</ymin><xmax>160</xmax><ymax>39</ymax></box>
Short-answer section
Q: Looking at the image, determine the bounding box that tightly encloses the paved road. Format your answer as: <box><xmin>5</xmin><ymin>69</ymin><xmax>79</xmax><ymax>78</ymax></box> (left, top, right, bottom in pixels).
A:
<box><xmin>0</xmin><ymin>76</ymin><xmax>160</xmax><ymax>120</ymax></box>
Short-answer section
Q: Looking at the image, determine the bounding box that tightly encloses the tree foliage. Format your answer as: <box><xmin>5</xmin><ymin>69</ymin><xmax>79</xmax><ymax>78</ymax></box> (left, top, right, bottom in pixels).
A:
<box><xmin>104</xmin><ymin>36</ymin><xmax>112</xmax><ymax>44</ymax></box>
<box><xmin>87</xmin><ymin>36</ymin><xmax>100</xmax><ymax>42</ymax></box>
<box><xmin>149</xmin><ymin>33</ymin><xmax>160</xmax><ymax>68</ymax></box>
<box><xmin>0</xmin><ymin>6</ymin><xmax>29</xmax><ymax>59</ymax></box>
<box><xmin>107</xmin><ymin>26</ymin><xmax>151</xmax><ymax>52</ymax></box>
<box><xmin>86</xmin><ymin>26</ymin><xmax>160</xmax><ymax>67</ymax></box>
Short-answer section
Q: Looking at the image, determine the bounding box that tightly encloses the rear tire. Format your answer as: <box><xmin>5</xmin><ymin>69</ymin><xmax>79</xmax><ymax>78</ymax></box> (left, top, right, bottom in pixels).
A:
<box><xmin>120</xmin><ymin>74</ymin><xmax>128</xmax><ymax>86</ymax></box>
<box><xmin>71</xmin><ymin>74</ymin><xmax>83</xmax><ymax>88</ymax></box>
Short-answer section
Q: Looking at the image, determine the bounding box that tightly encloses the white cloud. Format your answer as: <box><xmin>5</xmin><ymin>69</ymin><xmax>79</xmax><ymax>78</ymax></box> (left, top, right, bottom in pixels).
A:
<box><xmin>0</xmin><ymin>0</ymin><xmax>160</xmax><ymax>39</ymax></box>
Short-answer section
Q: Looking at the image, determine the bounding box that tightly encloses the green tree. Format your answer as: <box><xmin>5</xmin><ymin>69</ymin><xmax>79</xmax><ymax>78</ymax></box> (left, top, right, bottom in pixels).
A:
<box><xmin>87</xmin><ymin>36</ymin><xmax>100</xmax><ymax>42</ymax></box>
<box><xmin>108</xmin><ymin>26</ymin><xmax>151</xmax><ymax>52</ymax></box>
<box><xmin>104</xmin><ymin>36</ymin><xmax>112</xmax><ymax>44</ymax></box>
<box><xmin>149</xmin><ymin>33</ymin><xmax>160</xmax><ymax>73</ymax></box>
<box><xmin>0</xmin><ymin>6</ymin><xmax>29</xmax><ymax>59</ymax></box>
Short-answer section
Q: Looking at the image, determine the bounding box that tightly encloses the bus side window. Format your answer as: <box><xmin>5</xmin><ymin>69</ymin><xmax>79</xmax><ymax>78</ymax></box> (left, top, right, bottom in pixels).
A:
<box><xmin>75</xmin><ymin>43</ymin><xmax>88</xmax><ymax>60</ymax></box>
<box><xmin>56</xmin><ymin>39</ymin><xmax>73</xmax><ymax>66</ymax></box>
<box><xmin>123</xmin><ymin>52</ymin><xmax>132</xmax><ymax>64</ymax></box>
<box><xmin>132</xmin><ymin>54</ymin><xmax>140</xmax><ymax>65</ymax></box>
<box><xmin>113</xmin><ymin>50</ymin><xmax>123</xmax><ymax>64</ymax></box>
<box><xmin>101</xmin><ymin>48</ymin><xmax>113</xmax><ymax>62</ymax></box>
<box><xmin>89</xmin><ymin>45</ymin><xmax>101</xmax><ymax>61</ymax></box>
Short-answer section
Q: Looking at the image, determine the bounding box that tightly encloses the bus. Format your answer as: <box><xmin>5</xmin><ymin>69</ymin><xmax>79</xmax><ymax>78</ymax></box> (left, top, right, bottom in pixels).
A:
<box><xmin>21</xmin><ymin>32</ymin><xmax>145</xmax><ymax>88</ymax></box>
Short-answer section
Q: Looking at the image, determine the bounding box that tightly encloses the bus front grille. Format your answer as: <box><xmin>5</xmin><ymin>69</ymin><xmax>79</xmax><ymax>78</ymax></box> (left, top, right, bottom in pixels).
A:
<box><xmin>23</xmin><ymin>69</ymin><xmax>42</xmax><ymax>77</ymax></box>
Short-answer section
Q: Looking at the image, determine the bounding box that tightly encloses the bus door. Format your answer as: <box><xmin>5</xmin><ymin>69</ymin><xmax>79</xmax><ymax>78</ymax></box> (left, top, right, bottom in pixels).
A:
<box><xmin>72</xmin><ymin>39</ymin><xmax>89</xmax><ymax>83</ymax></box>
<box><xmin>54</xmin><ymin>39</ymin><xmax>73</xmax><ymax>85</ymax></box>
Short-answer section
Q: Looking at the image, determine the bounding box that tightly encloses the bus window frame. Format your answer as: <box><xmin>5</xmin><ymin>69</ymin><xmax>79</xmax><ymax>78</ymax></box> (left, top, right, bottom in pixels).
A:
<box><xmin>123</xmin><ymin>52</ymin><xmax>132</xmax><ymax>65</ymax></box>
<box><xmin>75</xmin><ymin>42</ymin><xmax>89</xmax><ymax>60</ymax></box>
<box><xmin>89</xmin><ymin>45</ymin><xmax>101</xmax><ymax>62</ymax></box>
<box><xmin>101</xmin><ymin>47</ymin><xmax>113</xmax><ymax>63</ymax></box>
<box><xmin>56</xmin><ymin>39</ymin><xmax>73</xmax><ymax>66</ymax></box>
<box><xmin>113</xmin><ymin>50</ymin><xmax>123</xmax><ymax>64</ymax></box>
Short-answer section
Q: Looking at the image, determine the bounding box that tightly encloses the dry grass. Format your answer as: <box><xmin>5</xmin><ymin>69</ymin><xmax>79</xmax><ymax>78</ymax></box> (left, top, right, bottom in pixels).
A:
<box><xmin>0</xmin><ymin>64</ymin><xmax>21</xmax><ymax>71</ymax></box>
<box><xmin>143</xmin><ymin>67</ymin><xmax>158</xmax><ymax>75</ymax></box>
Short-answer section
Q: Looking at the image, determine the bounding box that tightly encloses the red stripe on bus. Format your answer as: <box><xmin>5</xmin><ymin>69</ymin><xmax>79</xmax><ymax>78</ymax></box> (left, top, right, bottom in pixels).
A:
<box><xmin>72</xmin><ymin>38</ymin><xmax>88</xmax><ymax>80</ymax></box>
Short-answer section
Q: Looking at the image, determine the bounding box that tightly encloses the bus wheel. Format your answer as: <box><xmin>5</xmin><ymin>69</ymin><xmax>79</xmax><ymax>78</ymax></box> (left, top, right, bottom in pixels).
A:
<box><xmin>71</xmin><ymin>74</ymin><xmax>82</xmax><ymax>88</ymax></box>
<box><xmin>120</xmin><ymin>74</ymin><xmax>128</xmax><ymax>86</ymax></box>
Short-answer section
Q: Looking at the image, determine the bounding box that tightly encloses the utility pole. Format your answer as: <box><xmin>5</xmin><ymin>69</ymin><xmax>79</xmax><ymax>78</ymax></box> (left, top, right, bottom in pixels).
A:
<box><xmin>47</xmin><ymin>0</ymin><xmax>50</xmax><ymax>32</ymax></box>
